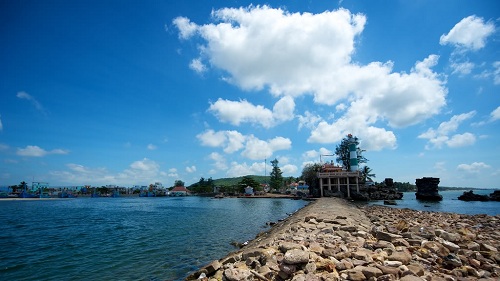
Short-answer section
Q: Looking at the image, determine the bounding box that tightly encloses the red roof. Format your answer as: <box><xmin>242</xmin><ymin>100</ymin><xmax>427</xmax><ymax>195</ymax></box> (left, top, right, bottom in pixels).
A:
<box><xmin>171</xmin><ymin>186</ymin><xmax>190</xmax><ymax>192</ymax></box>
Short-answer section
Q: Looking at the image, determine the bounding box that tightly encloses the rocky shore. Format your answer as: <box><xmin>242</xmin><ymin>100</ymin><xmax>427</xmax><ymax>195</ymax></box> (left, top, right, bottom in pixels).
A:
<box><xmin>186</xmin><ymin>198</ymin><xmax>499</xmax><ymax>281</ymax></box>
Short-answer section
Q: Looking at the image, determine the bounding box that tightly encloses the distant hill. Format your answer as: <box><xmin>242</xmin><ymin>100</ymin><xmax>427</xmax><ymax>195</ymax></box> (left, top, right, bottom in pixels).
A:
<box><xmin>211</xmin><ymin>175</ymin><xmax>270</xmax><ymax>187</ymax></box>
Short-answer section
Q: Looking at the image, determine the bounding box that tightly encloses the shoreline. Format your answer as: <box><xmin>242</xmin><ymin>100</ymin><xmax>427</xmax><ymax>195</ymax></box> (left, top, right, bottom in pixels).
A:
<box><xmin>186</xmin><ymin>197</ymin><xmax>499</xmax><ymax>280</ymax></box>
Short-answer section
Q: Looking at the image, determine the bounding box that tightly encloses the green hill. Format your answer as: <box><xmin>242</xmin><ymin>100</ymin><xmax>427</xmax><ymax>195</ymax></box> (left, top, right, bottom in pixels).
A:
<box><xmin>211</xmin><ymin>175</ymin><xmax>270</xmax><ymax>187</ymax></box>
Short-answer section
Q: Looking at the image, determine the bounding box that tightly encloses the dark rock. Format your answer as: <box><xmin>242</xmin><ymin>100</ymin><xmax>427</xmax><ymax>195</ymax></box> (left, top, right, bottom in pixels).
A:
<box><xmin>458</xmin><ymin>190</ymin><xmax>490</xmax><ymax>201</ymax></box>
<box><xmin>415</xmin><ymin>177</ymin><xmax>442</xmax><ymax>201</ymax></box>
<box><xmin>489</xmin><ymin>190</ymin><xmax>500</xmax><ymax>201</ymax></box>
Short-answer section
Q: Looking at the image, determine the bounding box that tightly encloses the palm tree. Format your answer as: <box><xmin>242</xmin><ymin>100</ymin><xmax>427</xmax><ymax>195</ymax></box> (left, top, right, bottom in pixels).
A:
<box><xmin>361</xmin><ymin>166</ymin><xmax>375</xmax><ymax>183</ymax></box>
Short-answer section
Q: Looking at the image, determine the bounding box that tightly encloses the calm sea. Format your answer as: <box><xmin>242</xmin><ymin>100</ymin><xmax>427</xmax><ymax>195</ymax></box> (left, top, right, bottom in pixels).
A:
<box><xmin>0</xmin><ymin>197</ymin><xmax>308</xmax><ymax>281</ymax></box>
<box><xmin>1</xmin><ymin>191</ymin><xmax>498</xmax><ymax>281</ymax></box>
<box><xmin>367</xmin><ymin>189</ymin><xmax>499</xmax><ymax>216</ymax></box>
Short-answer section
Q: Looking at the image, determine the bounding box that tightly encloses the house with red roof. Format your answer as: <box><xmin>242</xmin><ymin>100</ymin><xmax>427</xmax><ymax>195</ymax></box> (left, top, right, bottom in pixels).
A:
<box><xmin>170</xmin><ymin>186</ymin><xmax>190</xmax><ymax>196</ymax></box>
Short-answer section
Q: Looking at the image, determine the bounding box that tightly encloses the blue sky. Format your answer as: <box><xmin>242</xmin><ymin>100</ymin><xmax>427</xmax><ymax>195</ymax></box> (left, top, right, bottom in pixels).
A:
<box><xmin>1</xmin><ymin>0</ymin><xmax>499</xmax><ymax>188</ymax></box>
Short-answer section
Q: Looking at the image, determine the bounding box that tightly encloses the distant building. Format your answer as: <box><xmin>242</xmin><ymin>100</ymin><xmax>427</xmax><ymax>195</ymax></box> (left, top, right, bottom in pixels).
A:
<box><xmin>244</xmin><ymin>186</ymin><xmax>254</xmax><ymax>195</ymax></box>
<box><xmin>170</xmin><ymin>186</ymin><xmax>190</xmax><ymax>196</ymax></box>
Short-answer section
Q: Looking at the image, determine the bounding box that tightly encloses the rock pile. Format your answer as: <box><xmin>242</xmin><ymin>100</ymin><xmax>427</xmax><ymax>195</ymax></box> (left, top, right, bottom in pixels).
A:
<box><xmin>415</xmin><ymin>177</ymin><xmax>443</xmax><ymax>201</ymax></box>
<box><xmin>458</xmin><ymin>190</ymin><xmax>500</xmax><ymax>202</ymax></box>
<box><xmin>366</xmin><ymin>178</ymin><xmax>404</xmax><ymax>201</ymax></box>
<box><xmin>186</xmin><ymin>198</ymin><xmax>499</xmax><ymax>281</ymax></box>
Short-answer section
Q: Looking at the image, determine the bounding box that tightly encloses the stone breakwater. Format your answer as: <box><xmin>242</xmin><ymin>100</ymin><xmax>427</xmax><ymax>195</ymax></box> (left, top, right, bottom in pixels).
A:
<box><xmin>186</xmin><ymin>198</ymin><xmax>499</xmax><ymax>281</ymax></box>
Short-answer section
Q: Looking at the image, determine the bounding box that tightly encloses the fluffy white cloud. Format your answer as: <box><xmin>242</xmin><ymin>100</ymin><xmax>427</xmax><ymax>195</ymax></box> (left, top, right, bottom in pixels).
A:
<box><xmin>446</xmin><ymin>132</ymin><xmax>476</xmax><ymax>148</ymax></box>
<box><xmin>418</xmin><ymin>111</ymin><xmax>476</xmax><ymax>149</ymax></box>
<box><xmin>50</xmin><ymin>158</ymin><xmax>169</xmax><ymax>186</ymax></box>
<box><xmin>186</xmin><ymin>165</ymin><xmax>197</xmax><ymax>173</ymax></box>
<box><xmin>17</xmin><ymin>145</ymin><xmax>69</xmax><ymax>157</ymax></box>
<box><xmin>147</xmin><ymin>144</ymin><xmax>157</xmax><ymax>150</ymax></box>
<box><xmin>491</xmin><ymin>106</ymin><xmax>500</xmax><ymax>121</ymax></box>
<box><xmin>168</xmin><ymin>168</ymin><xmax>178</xmax><ymax>178</ymax></box>
<box><xmin>197</xmin><ymin>129</ymin><xmax>245</xmax><ymax>153</ymax></box>
<box><xmin>209</xmin><ymin>152</ymin><xmax>228</xmax><ymax>170</ymax></box>
<box><xmin>177</xmin><ymin>6</ymin><xmax>448</xmax><ymax>152</ymax></box>
<box><xmin>450</xmin><ymin>61</ymin><xmax>474</xmax><ymax>75</ymax></box>
<box><xmin>198</xmin><ymin>129</ymin><xmax>291</xmax><ymax>160</ymax></box>
<box><xmin>297</xmin><ymin>111</ymin><xmax>322</xmax><ymax>130</ymax></box>
<box><xmin>281</xmin><ymin>164</ymin><xmax>298</xmax><ymax>175</ymax></box>
<box><xmin>457</xmin><ymin>162</ymin><xmax>491</xmax><ymax>174</ymax></box>
<box><xmin>175</xmin><ymin>6</ymin><xmax>366</xmax><ymax>93</ymax></box>
<box><xmin>208</xmin><ymin>96</ymin><xmax>294</xmax><ymax>128</ymax></box>
<box><xmin>302</xmin><ymin>147</ymin><xmax>333</xmax><ymax>161</ymax></box>
<box><xmin>226</xmin><ymin>161</ymin><xmax>265</xmax><ymax>177</ymax></box>
<box><xmin>189</xmin><ymin>58</ymin><xmax>207</xmax><ymax>74</ymax></box>
<box><xmin>173</xmin><ymin>16</ymin><xmax>197</xmax><ymax>39</ymax></box>
<box><xmin>241</xmin><ymin>135</ymin><xmax>291</xmax><ymax>160</ymax></box>
<box><xmin>440</xmin><ymin>15</ymin><xmax>495</xmax><ymax>51</ymax></box>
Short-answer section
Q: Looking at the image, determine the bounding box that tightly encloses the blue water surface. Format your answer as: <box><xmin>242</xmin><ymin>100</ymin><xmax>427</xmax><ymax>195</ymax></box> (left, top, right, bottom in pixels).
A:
<box><xmin>367</xmin><ymin>189</ymin><xmax>499</xmax><ymax>216</ymax></box>
<box><xmin>0</xmin><ymin>197</ymin><xmax>308</xmax><ymax>281</ymax></box>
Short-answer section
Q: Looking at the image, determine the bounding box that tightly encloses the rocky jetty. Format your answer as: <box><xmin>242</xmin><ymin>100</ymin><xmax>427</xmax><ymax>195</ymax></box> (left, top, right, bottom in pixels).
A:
<box><xmin>186</xmin><ymin>198</ymin><xmax>499</xmax><ymax>281</ymax></box>
<box><xmin>415</xmin><ymin>177</ymin><xmax>443</xmax><ymax>201</ymax></box>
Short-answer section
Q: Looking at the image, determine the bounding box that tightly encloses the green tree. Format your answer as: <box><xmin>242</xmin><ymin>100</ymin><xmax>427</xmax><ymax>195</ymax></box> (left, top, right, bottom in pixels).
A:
<box><xmin>334</xmin><ymin>134</ymin><xmax>367</xmax><ymax>171</ymax></box>
<box><xmin>189</xmin><ymin>177</ymin><xmax>214</xmax><ymax>193</ymax></box>
<box><xmin>238</xmin><ymin>176</ymin><xmax>260</xmax><ymax>193</ymax></box>
<box><xmin>361</xmin><ymin>166</ymin><xmax>376</xmax><ymax>183</ymax></box>
<box><xmin>300</xmin><ymin>163</ymin><xmax>323</xmax><ymax>197</ymax></box>
<box><xmin>174</xmin><ymin>180</ymin><xmax>185</xmax><ymax>187</ymax></box>
<box><xmin>269</xmin><ymin>158</ymin><xmax>283</xmax><ymax>191</ymax></box>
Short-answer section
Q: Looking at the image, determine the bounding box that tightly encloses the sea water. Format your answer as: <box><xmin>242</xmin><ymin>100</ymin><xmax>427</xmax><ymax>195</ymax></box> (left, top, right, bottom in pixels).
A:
<box><xmin>1</xmin><ymin>192</ymin><xmax>498</xmax><ymax>281</ymax></box>
<box><xmin>367</xmin><ymin>189</ymin><xmax>499</xmax><ymax>216</ymax></box>
<box><xmin>0</xmin><ymin>197</ymin><xmax>308</xmax><ymax>281</ymax></box>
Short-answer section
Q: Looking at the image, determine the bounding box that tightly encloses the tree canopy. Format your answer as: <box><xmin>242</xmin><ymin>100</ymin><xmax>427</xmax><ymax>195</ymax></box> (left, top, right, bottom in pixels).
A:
<box><xmin>174</xmin><ymin>180</ymin><xmax>185</xmax><ymax>187</ymax></box>
<box><xmin>300</xmin><ymin>163</ymin><xmax>322</xmax><ymax>197</ymax></box>
<box><xmin>334</xmin><ymin>134</ymin><xmax>367</xmax><ymax>171</ymax></box>
<box><xmin>238</xmin><ymin>176</ymin><xmax>261</xmax><ymax>192</ymax></box>
<box><xmin>269</xmin><ymin>158</ymin><xmax>283</xmax><ymax>191</ymax></box>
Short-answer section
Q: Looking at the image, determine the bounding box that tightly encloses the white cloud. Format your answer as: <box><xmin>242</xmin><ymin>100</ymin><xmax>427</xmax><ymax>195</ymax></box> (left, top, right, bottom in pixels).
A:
<box><xmin>17</xmin><ymin>91</ymin><xmax>47</xmax><ymax>114</ymax></box>
<box><xmin>418</xmin><ymin>111</ymin><xmax>476</xmax><ymax>149</ymax></box>
<box><xmin>17</xmin><ymin>145</ymin><xmax>69</xmax><ymax>157</ymax></box>
<box><xmin>186</xmin><ymin>165</ymin><xmax>197</xmax><ymax>173</ymax></box>
<box><xmin>51</xmin><ymin>158</ymin><xmax>169</xmax><ymax>186</ymax></box>
<box><xmin>241</xmin><ymin>135</ymin><xmax>291</xmax><ymax>160</ymax></box>
<box><xmin>302</xmin><ymin>147</ymin><xmax>333</xmax><ymax>161</ymax></box>
<box><xmin>147</xmin><ymin>144</ymin><xmax>157</xmax><ymax>150</ymax></box>
<box><xmin>440</xmin><ymin>15</ymin><xmax>495</xmax><ymax>51</ymax></box>
<box><xmin>208</xmin><ymin>96</ymin><xmax>294</xmax><ymax>128</ymax></box>
<box><xmin>491</xmin><ymin>106</ymin><xmax>500</xmax><ymax>121</ymax></box>
<box><xmin>493</xmin><ymin>61</ymin><xmax>500</xmax><ymax>85</ymax></box>
<box><xmin>173</xmin><ymin>16</ymin><xmax>198</xmax><ymax>39</ymax></box>
<box><xmin>168</xmin><ymin>168</ymin><xmax>178</xmax><ymax>178</ymax></box>
<box><xmin>297</xmin><ymin>111</ymin><xmax>322</xmax><ymax>130</ymax></box>
<box><xmin>450</xmin><ymin>61</ymin><xmax>474</xmax><ymax>75</ymax></box>
<box><xmin>457</xmin><ymin>162</ymin><xmax>491</xmax><ymax>174</ymax></box>
<box><xmin>209</xmin><ymin>152</ymin><xmax>228</xmax><ymax>170</ymax></box>
<box><xmin>177</xmin><ymin>6</ymin><xmax>448</xmax><ymax>152</ymax></box>
<box><xmin>226</xmin><ymin>161</ymin><xmax>265</xmax><ymax>177</ymax></box>
<box><xmin>446</xmin><ymin>132</ymin><xmax>476</xmax><ymax>148</ymax></box>
<box><xmin>197</xmin><ymin>129</ymin><xmax>291</xmax><ymax>160</ymax></box>
<box><xmin>197</xmin><ymin>129</ymin><xmax>245</xmax><ymax>153</ymax></box>
<box><xmin>0</xmin><ymin>143</ymin><xmax>9</xmax><ymax>150</ymax></box>
<box><xmin>281</xmin><ymin>164</ymin><xmax>298</xmax><ymax>175</ymax></box>
<box><xmin>189</xmin><ymin>58</ymin><xmax>207</xmax><ymax>74</ymax></box>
